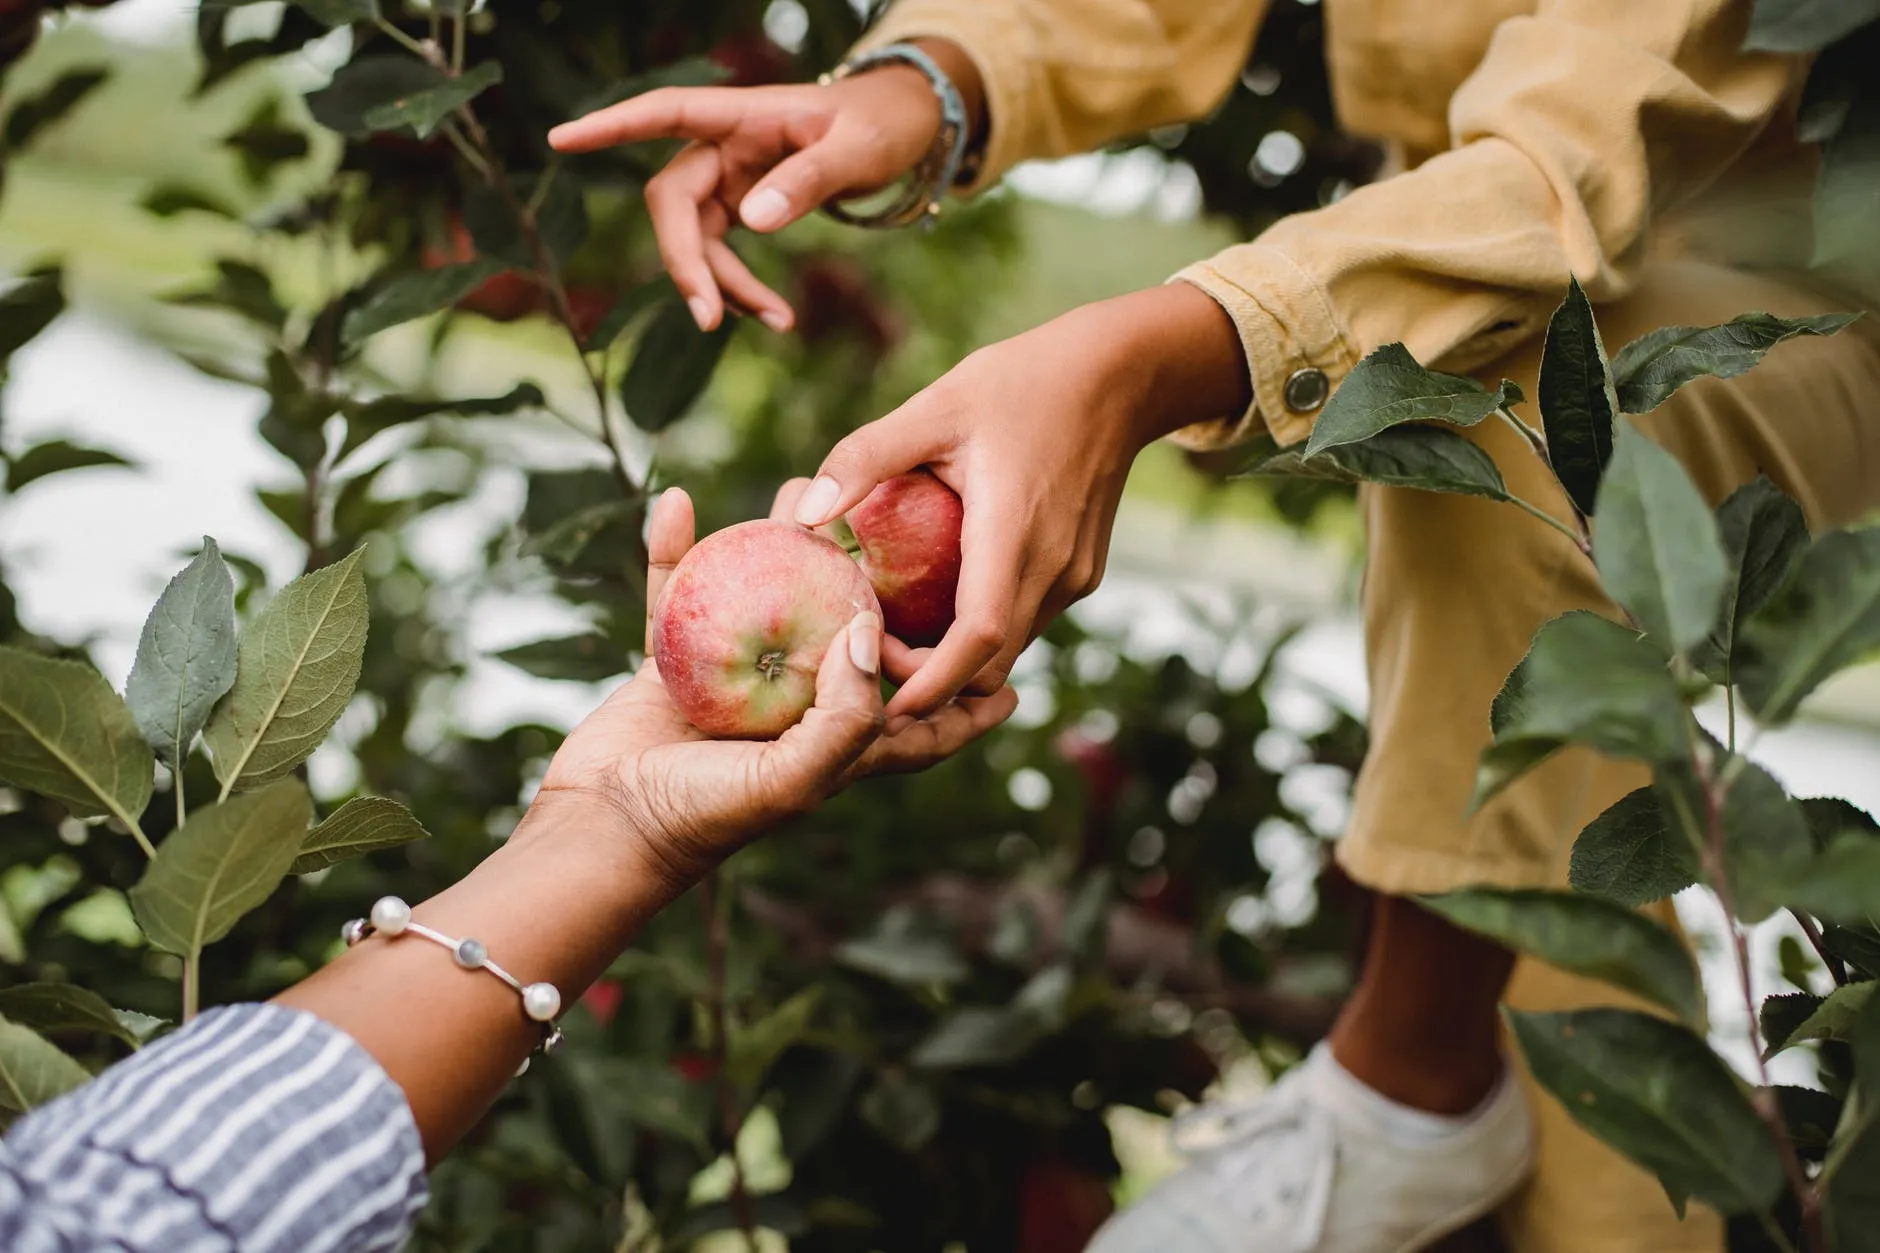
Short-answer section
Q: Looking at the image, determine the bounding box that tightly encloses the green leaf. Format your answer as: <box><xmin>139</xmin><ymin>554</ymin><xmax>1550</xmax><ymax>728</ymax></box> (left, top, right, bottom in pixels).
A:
<box><xmin>0</xmin><ymin>647</ymin><xmax>154</xmax><ymax>825</ymax></box>
<box><xmin>1774</xmin><ymin>1084</ymin><xmax>1843</xmax><ymax>1160</ymax></box>
<box><xmin>726</xmin><ymin>987</ymin><xmax>821</xmax><ymax>1089</ymax></box>
<box><xmin>859</xmin><ymin>1071</ymin><xmax>942</xmax><ymax>1151</ymax></box>
<box><xmin>167</xmin><ymin>259</ymin><xmax>287</xmax><ymax>330</ymax></box>
<box><xmin>1713</xmin><ymin>761</ymin><xmax>1816</xmax><ymax>925</ymax></box>
<box><xmin>1611</xmin><ymin>312</ymin><xmax>1859</xmax><ymax>413</ymax></box>
<box><xmin>0</xmin><ymin>1016</ymin><xmax>89</xmax><ymax>1119</ymax></box>
<box><xmin>304</xmin><ymin>56</ymin><xmax>444</xmax><ymax>137</ymax></box>
<box><xmin>6</xmin><ymin>440</ymin><xmax>134</xmax><ymax>492</ymax></box>
<box><xmin>911</xmin><ymin>965</ymin><xmax>1072</xmax><ymax>1069</ymax></box>
<box><xmin>836</xmin><ymin>906</ymin><xmax>970</xmax><ymax>986</ymax></box>
<box><xmin>1592</xmin><ymin>425</ymin><xmax>1728</xmax><ymax>654</ymax></box>
<box><xmin>0</xmin><ymin>269</ymin><xmax>64</xmax><ymax>361</ymax></box>
<box><xmin>2</xmin><ymin>67</ymin><xmax>109</xmax><ymax>152</ymax></box>
<box><xmin>1824</xmin><ymin>982</ymin><xmax>1880</xmax><ymax>1247</ymax></box>
<box><xmin>1765</xmin><ymin>982</ymin><xmax>1874</xmax><ymax>1058</ymax></box>
<box><xmin>125</xmin><ymin>539</ymin><xmax>238</xmax><ymax>771</ymax></box>
<box><xmin>290</xmin><ymin>0</ymin><xmax>378</xmax><ymax>25</ymax></box>
<box><xmin>1507</xmin><ymin>1008</ymin><xmax>1785</xmax><ymax>1216</ymax></box>
<box><xmin>1537</xmin><ymin>278</ymin><xmax>1619</xmax><ymax>518</ymax></box>
<box><xmin>1825</xmin><ymin>925</ymin><xmax>1880</xmax><ymax>979</ymax></box>
<box><xmin>1777</xmin><ymin>836</ymin><xmax>1880</xmax><ymax>925</ymax></box>
<box><xmin>567</xmin><ymin>1054</ymin><xmax>710</xmax><ymax>1150</ymax></box>
<box><xmin>522</xmin><ymin>499</ymin><xmax>642</xmax><ymax>571</ymax></box>
<box><xmin>1301</xmin><ymin>343</ymin><xmax>1517</xmax><ymax>457</ymax></box>
<box><xmin>773</xmin><ymin>1049</ymin><xmax>862</xmax><ymax>1158</ymax></box>
<box><xmin>203</xmin><ymin>548</ymin><xmax>369</xmax><ymax>791</ymax></box>
<box><xmin>494</xmin><ymin>634</ymin><xmax>625</xmax><ymax>683</ymax></box>
<box><xmin>1422</xmin><ymin>889</ymin><xmax>1703</xmax><ymax>1025</ymax></box>
<box><xmin>1736</xmin><ymin>527</ymin><xmax>1880</xmax><ymax>724</ymax></box>
<box><xmin>140</xmin><ymin>185</ymin><xmax>239</xmax><ymax>219</ymax></box>
<box><xmin>583</xmin><ymin>276</ymin><xmax>674</xmax><ymax>352</ymax></box>
<box><xmin>361</xmin><ymin>61</ymin><xmax>503</xmax><ymax>139</ymax></box>
<box><xmin>1761</xmin><ymin>993</ymin><xmax>1825</xmax><ymax>1058</ymax></box>
<box><xmin>1691</xmin><ymin>478</ymin><xmax>1810</xmax><ymax>680</ymax></box>
<box><xmin>1803</xmin><ymin>795</ymin><xmax>1880</xmax><ymax>848</ymax></box>
<box><xmin>1061</xmin><ymin>869</ymin><xmax>1111</xmax><ymax>962</ymax></box>
<box><xmin>339</xmin><ymin>382</ymin><xmax>543</xmax><ymax>459</ymax></box>
<box><xmin>1237</xmin><ymin>426</ymin><xmax>1512</xmax><ymax>500</ymax></box>
<box><xmin>129</xmin><ymin>779</ymin><xmax>312</xmax><ymax>956</ymax></box>
<box><xmin>1743</xmin><ymin>0</ymin><xmax>1880</xmax><ymax>52</ymax></box>
<box><xmin>1569</xmin><ymin>786</ymin><xmax>1700</xmax><ymax>906</ymax></box>
<box><xmin>619</xmin><ymin>299</ymin><xmax>735</xmax><ymax>431</ymax></box>
<box><xmin>291</xmin><ymin>795</ymin><xmax>430</xmax><ymax>875</ymax></box>
<box><xmin>0</xmin><ymin>984</ymin><xmax>143</xmax><ymax>1048</ymax></box>
<box><xmin>342</xmin><ymin>258</ymin><xmax>508</xmax><ymax>344</ymax></box>
<box><xmin>1476</xmin><ymin>612</ymin><xmax>1683</xmax><ymax>804</ymax></box>
<box><xmin>1814</xmin><ymin>88</ymin><xmax>1880</xmax><ymax>274</ymax></box>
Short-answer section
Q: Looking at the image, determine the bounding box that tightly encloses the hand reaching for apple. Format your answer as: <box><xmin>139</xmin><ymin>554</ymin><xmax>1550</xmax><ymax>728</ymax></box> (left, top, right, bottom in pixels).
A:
<box><xmin>536</xmin><ymin>487</ymin><xmax>1017</xmax><ymax>891</ymax></box>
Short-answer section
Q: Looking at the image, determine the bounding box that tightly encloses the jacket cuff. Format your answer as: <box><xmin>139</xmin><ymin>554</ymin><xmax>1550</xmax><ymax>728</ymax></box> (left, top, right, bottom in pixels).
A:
<box><xmin>849</xmin><ymin>1</ymin><xmax>1031</xmax><ymax>194</ymax></box>
<box><xmin>1169</xmin><ymin>247</ymin><xmax>1362</xmax><ymax>450</ymax></box>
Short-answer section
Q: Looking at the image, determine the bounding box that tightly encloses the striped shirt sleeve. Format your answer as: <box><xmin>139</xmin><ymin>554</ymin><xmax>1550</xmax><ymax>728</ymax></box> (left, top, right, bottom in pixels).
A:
<box><xmin>0</xmin><ymin>1002</ymin><xmax>428</xmax><ymax>1253</ymax></box>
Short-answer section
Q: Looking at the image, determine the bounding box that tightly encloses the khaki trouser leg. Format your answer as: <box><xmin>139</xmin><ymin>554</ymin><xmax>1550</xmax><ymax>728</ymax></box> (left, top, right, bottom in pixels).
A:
<box><xmin>1332</xmin><ymin>258</ymin><xmax>1880</xmax><ymax>1253</ymax></box>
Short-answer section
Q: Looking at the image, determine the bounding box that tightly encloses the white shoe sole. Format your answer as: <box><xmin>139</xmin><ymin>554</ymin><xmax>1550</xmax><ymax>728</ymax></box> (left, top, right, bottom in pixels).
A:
<box><xmin>1391</xmin><ymin>1145</ymin><xmax>1537</xmax><ymax>1253</ymax></box>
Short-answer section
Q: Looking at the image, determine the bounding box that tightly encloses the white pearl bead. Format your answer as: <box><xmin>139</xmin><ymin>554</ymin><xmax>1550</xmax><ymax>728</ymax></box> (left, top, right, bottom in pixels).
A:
<box><xmin>453</xmin><ymin>938</ymin><xmax>487</xmax><ymax>969</ymax></box>
<box><xmin>369</xmin><ymin>896</ymin><xmax>411</xmax><ymax>936</ymax></box>
<box><xmin>522</xmin><ymin>982</ymin><xmax>561</xmax><ymax>1022</ymax></box>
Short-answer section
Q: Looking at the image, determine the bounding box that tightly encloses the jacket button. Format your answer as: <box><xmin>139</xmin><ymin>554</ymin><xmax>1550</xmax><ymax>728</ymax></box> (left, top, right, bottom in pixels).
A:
<box><xmin>1283</xmin><ymin>367</ymin><xmax>1330</xmax><ymax>413</ymax></box>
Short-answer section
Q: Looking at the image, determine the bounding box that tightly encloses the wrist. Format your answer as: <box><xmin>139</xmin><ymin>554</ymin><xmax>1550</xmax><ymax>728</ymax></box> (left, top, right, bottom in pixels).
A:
<box><xmin>1082</xmin><ymin>285</ymin><xmax>1255</xmax><ymax>450</ymax></box>
<box><xmin>502</xmin><ymin>785</ymin><xmax>692</xmax><ymax>919</ymax></box>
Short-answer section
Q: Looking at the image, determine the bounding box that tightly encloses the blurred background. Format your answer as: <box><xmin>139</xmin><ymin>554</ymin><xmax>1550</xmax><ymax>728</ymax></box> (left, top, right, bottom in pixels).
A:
<box><xmin>0</xmin><ymin>1</ymin><xmax>1875</xmax><ymax>1249</ymax></box>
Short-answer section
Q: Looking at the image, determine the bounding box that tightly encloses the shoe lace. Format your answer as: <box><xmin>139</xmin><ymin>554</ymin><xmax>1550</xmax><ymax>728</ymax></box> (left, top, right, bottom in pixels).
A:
<box><xmin>1166</xmin><ymin>1068</ymin><xmax>1336</xmax><ymax>1248</ymax></box>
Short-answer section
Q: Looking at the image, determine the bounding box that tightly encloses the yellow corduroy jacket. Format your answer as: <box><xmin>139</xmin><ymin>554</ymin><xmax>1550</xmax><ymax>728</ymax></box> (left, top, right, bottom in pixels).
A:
<box><xmin>854</xmin><ymin>0</ymin><xmax>1815</xmax><ymax>449</ymax></box>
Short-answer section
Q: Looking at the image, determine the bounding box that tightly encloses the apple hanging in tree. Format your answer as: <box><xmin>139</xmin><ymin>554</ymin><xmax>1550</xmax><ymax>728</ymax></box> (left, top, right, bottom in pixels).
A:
<box><xmin>846</xmin><ymin>469</ymin><xmax>963</xmax><ymax>648</ymax></box>
<box><xmin>652</xmin><ymin>520</ymin><xmax>881</xmax><ymax>739</ymax></box>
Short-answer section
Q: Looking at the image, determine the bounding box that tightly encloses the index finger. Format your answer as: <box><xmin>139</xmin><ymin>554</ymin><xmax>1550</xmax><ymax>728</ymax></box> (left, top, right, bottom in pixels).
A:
<box><xmin>645</xmin><ymin>487</ymin><xmax>696</xmax><ymax>640</ymax></box>
<box><xmin>883</xmin><ymin>502</ymin><xmax>1022</xmax><ymax>719</ymax></box>
<box><xmin>549</xmin><ymin>87</ymin><xmax>756</xmax><ymax>152</ymax></box>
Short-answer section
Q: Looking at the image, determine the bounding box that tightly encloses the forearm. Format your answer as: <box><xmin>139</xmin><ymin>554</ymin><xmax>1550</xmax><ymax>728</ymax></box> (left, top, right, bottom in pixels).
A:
<box><xmin>273</xmin><ymin>790</ymin><xmax>673</xmax><ymax>1162</ymax></box>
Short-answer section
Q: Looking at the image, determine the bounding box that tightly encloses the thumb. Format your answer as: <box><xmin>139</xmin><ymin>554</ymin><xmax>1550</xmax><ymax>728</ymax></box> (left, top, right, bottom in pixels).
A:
<box><xmin>738</xmin><ymin>129</ymin><xmax>891</xmax><ymax>233</ymax></box>
<box><xmin>756</xmin><ymin>612</ymin><xmax>885</xmax><ymax>805</ymax></box>
<box><xmin>794</xmin><ymin>402</ymin><xmax>942</xmax><ymax>527</ymax></box>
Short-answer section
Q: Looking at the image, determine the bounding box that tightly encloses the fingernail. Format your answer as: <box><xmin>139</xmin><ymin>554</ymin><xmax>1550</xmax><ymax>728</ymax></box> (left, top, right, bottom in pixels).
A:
<box><xmin>740</xmin><ymin>187</ymin><xmax>791</xmax><ymax>231</ymax></box>
<box><xmin>795</xmin><ymin>476</ymin><xmax>840</xmax><ymax>526</ymax></box>
<box><xmin>759</xmin><ymin>308</ymin><xmax>791</xmax><ymax>333</ymax></box>
<box><xmin>886</xmin><ymin>714</ymin><xmax>914</xmax><ymax>735</ymax></box>
<box><xmin>849</xmin><ymin>612</ymin><xmax>880</xmax><ymax>675</ymax></box>
<box><xmin>686</xmin><ymin>297</ymin><xmax>713</xmax><ymax>330</ymax></box>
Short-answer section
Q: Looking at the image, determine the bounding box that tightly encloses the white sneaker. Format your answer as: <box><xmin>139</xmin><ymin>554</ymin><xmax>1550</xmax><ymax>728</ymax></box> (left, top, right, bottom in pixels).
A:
<box><xmin>1087</xmin><ymin>1044</ymin><xmax>1535</xmax><ymax>1253</ymax></box>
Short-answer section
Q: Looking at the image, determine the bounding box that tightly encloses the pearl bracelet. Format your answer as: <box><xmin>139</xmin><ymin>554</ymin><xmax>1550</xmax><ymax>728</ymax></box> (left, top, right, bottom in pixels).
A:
<box><xmin>342</xmin><ymin>896</ymin><xmax>564</xmax><ymax>1075</ymax></box>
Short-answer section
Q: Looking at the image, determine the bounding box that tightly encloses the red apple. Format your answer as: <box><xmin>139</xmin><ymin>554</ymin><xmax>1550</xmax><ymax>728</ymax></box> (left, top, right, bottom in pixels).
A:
<box><xmin>846</xmin><ymin>469</ymin><xmax>963</xmax><ymax>647</ymax></box>
<box><xmin>651</xmin><ymin>520</ymin><xmax>880</xmax><ymax>739</ymax></box>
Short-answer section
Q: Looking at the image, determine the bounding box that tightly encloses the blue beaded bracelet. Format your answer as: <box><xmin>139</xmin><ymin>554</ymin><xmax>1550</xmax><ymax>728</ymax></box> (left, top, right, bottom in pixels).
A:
<box><xmin>817</xmin><ymin>41</ymin><xmax>974</xmax><ymax>230</ymax></box>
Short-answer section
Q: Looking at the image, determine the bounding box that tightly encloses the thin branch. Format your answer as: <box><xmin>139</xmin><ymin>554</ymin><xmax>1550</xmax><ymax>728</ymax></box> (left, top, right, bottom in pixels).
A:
<box><xmin>700</xmin><ymin>872</ymin><xmax>759</xmax><ymax>1253</ymax></box>
<box><xmin>173</xmin><ymin>770</ymin><xmax>186</xmax><ymax>835</ymax></box>
<box><xmin>1792</xmin><ymin>909</ymin><xmax>1849</xmax><ymax>987</ymax></box>
<box><xmin>373</xmin><ymin>17</ymin><xmax>433</xmax><ymax>61</ymax></box>
<box><xmin>182</xmin><ymin>952</ymin><xmax>200</xmax><ymax>1023</ymax></box>
<box><xmin>1506</xmin><ymin>492</ymin><xmax>1593</xmax><ymax>556</ymax></box>
<box><xmin>437</xmin><ymin>121</ymin><xmax>493</xmax><ymax>181</ymax></box>
<box><xmin>1497</xmin><ymin>404</ymin><xmax>1594</xmax><ymax>549</ymax></box>
<box><xmin>450</xmin><ymin>4</ymin><xmax>466</xmax><ymax>75</ymax></box>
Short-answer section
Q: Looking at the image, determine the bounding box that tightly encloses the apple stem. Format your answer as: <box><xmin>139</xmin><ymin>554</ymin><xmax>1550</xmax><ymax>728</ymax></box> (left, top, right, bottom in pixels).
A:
<box><xmin>756</xmin><ymin>650</ymin><xmax>786</xmax><ymax>681</ymax></box>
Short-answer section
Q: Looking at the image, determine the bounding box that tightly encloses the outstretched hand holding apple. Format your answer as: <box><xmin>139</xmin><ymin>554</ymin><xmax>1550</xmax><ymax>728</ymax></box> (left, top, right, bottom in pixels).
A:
<box><xmin>539</xmin><ymin>486</ymin><xmax>1015</xmax><ymax>889</ymax></box>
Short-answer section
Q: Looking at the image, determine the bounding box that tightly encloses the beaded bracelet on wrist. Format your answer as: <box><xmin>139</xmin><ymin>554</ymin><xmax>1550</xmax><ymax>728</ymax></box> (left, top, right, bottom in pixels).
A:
<box><xmin>818</xmin><ymin>42</ymin><xmax>976</xmax><ymax>230</ymax></box>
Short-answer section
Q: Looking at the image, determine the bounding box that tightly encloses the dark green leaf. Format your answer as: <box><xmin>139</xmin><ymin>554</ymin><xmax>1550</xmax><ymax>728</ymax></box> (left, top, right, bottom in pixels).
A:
<box><xmin>1825</xmin><ymin>925</ymin><xmax>1880</xmax><ymax>978</ymax></box>
<box><xmin>291</xmin><ymin>0</ymin><xmax>378</xmax><ymax>25</ymax></box>
<box><xmin>669</xmin><ymin>1195</ymin><xmax>808</xmax><ymax>1245</ymax></box>
<box><xmin>1761</xmin><ymin>993</ymin><xmax>1826</xmax><ymax>1058</ymax></box>
<box><xmin>522</xmin><ymin>499</ymin><xmax>641</xmax><ymax>571</ymax></box>
<box><xmin>339</xmin><ymin>382</ymin><xmax>542</xmax><ymax>459</ymax></box>
<box><xmin>129</xmin><ymin>779</ymin><xmax>312</xmax><ymax>956</ymax></box>
<box><xmin>1237</xmin><ymin>426</ymin><xmax>1511</xmax><ymax>500</ymax></box>
<box><xmin>1743</xmin><ymin>0</ymin><xmax>1880</xmax><ymax>52</ymax></box>
<box><xmin>858</xmin><ymin>1071</ymin><xmax>941</xmax><ymax>1151</ymax></box>
<box><xmin>305</xmin><ymin>56</ymin><xmax>446</xmax><ymax>137</ymax></box>
<box><xmin>1825</xmin><ymin>984</ymin><xmax>1880</xmax><ymax>1247</ymax></box>
<box><xmin>1803</xmin><ymin>796</ymin><xmax>1880</xmax><ymax>848</ymax></box>
<box><xmin>495</xmin><ymin>633</ymin><xmax>626</xmax><ymax>683</ymax></box>
<box><xmin>361</xmin><ymin>61</ymin><xmax>502</xmax><ymax>139</ymax></box>
<box><xmin>568</xmin><ymin>57</ymin><xmax>730</xmax><ymax>117</ymax></box>
<box><xmin>911</xmin><ymin>1006</ymin><xmax>1039</xmax><ymax>1069</ymax></box>
<box><xmin>167</xmin><ymin>259</ymin><xmax>287</xmax><ymax>330</ymax></box>
<box><xmin>619</xmin><ymin>300</ymin><xmax>734</xmax><ymax>431</ymax></box>
<box><xmin>203</xmin><ymin>548</ymin><xmax>369</xmax><ymax>791</ymax></box>
<box><xmin>1302</xmin><ymin>343</ymin><xmax>1517</xmax><ymax>457</ymax></box>
<box><xmin>1777</xmin><ymin>836</ymin><xmax>1880</xmax><ymax>924</ymax></box>
<box><xmin>0</xmin><ymin>647</ymin><xmax>154</xmax><ymax>826</ymax></box>
<box><xmin>727</xmin><ymin>987</ymin><xmax>821</xmax><ymax>1088</ymax></box>
<box><xmin>1691</xmin><ymin>478</ymin><xmax>1810</xmax><ymax>680</ymax></box>
<box><xmin>1061</xmin><ymin>869</ymin><xmax>1111</xmax><ymax>962</ymax></box>
<box><xmin>291</xmin><ymin>795</ymin><xmax>430</xmax><ymax>874</ymax></box>
<box><xmin>1476</xmin><ymin>612</ymin><xmax>1683</xmax><ymax>804</ymax></box>
<box><xmin>342</xmin><ymin>259</ymin><xmax>508</xmax><ymax>343</ymax></box>
<box><xmin>1814</xmin><ymin>87</ymin><xmax>1880</xmax><ymax>274</ymax></box>
<box><xmin>1710</xmin><ymin>761</ymin><xmax>1814</xmax><ymax>925</ymax></box>
<box><xmin>6</xmin><ymin>440</ymin><xmax>133</xmax><ymax>492</ymax></box>
<box><xmin>1422</xmin><ymin>889</ymin><xmax>1703</xmax><ymax>1024</ymax></box>
<box><xmin>0</xmin><ymin>270</ymin><xmax>64</xmax><ymax>361</ymax></box>
<box><xmin>0</xmin><ymin>984</ymin><xmax>143</xmax><ymax>1048</ymax></box>
<box><xmin>1507</xmin><ymin>1008</ymin><xmax>1785</xmax><ymax>1215</ymax></box>
<box><xmin>1736</xmin><ymin>527</ymin><xmax>1880</xmax><ymax>724</ymax></box>
<box><xmin>773</xmin><ymin>1049</ymin><xmax>862</xmax><ymax>1158</ymax></box>
<box><xmin>1611</xmin><ymin>312</ymin><xmax>1859</xmax><ymax>413</ymax></box>
<box><xmin>3</xmin><ymin>68</ymin><xmax>108</xmax><ymax>152</ymax></box>
<box><xmin>583</xmin><ymin>277</ymin><xmax>674</xmax><ymax>352</ymax></box>
<box><xmin>223</xmin><ymin>116</ymin><xmax>311</xmax><ymax>187</ymax></box>
<box><xmin>0</xmin><ymin>1017</ymin><xmax>89</xmax><ymax>1119</ymax></box>
<box><xmin>1569</xmin><ymin>786</ymin><xmax>1701</xmax><ymax>906</ymax></box>
<box><xmin>1537</xmin><ymin>279</ymin><xmax>1618</xmax><ymax>517</ymax></box>
<box><xmin>532</xmin><ymin>168</ymin><xmax>588</xmax><ymax>267</ymax></box>
<box><xmin>1592</xmin><ymin>425</ymin><xmax>1727</xmax><ymax>654</ymax></box>
<box><xmin>836</xmin><ymin>908</ymin><xmax>969</xmax><ymax>986</ymax></box>
<box><xmin>125</xmin><ymin>539</ymin><xmax>238</xmax><ymax>771</ymax></box>
<box><xmin>1774</xmin><ymin>1084</ymin><xmax>1842</xmax><ymax>1161</ymax></box>
<box><xmin>140</xmin><ymin>185</ymin><xmax>240</xmax><ymax>219</ymax></box>
<box><xmin>1764</xmin><ymin>982</ymin><xmax>1874</xmax><ymax>1058</ymax></box>
<box><xmin>569</xmin><ymin>1055</ymin><xmax>710</xmax><ymax>1150</ymax></box>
